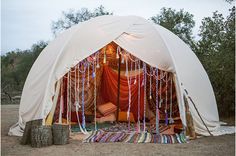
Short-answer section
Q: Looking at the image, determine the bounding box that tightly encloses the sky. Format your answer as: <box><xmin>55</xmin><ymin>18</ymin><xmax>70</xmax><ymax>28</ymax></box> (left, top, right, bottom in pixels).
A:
<box><xmin>1</xmin><ymin>0</ymin><xmax>234</xmax><ymax>54</ymax></box>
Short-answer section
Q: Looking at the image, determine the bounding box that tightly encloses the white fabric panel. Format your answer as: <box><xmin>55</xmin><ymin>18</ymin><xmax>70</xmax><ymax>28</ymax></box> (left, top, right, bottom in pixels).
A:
<box><xmin>154</xmin><ymin>25</ymin><xmax>220</xmax><ymax>134</ymax></box>
<box><xmin>9</xmin><ymin>15</ymin><xmax>233</xmax><ymax>137</ymax></box>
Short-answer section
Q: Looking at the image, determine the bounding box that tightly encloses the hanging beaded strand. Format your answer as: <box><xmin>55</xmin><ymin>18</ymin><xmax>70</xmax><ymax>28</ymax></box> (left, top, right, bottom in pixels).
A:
<box><xmin>69</xmin><ymin>68</ymin><xmax>72</xmax><ymax>130</ymax></box>
<box><xmin>93</xmin><ymin>55</ymin><xmax>97</xmax><ymax>130</ymax></box>
<box><xmin>165</xmin><ymin>72</ymin><xmax>168</xmax><ymax>125</ymax></box>
<box><xmin>87</xmin><ymin>62</ymin><xmax>90</xmax><ymax>87</ymax></box>
<box><xmin>155</xmin><ymin>67</ymin><xmax>159</xmax><ymax>134</ymax></box>
<box><xmin>81</xmin><ymin>62</ymin><xmax>86</xmax><ymax>130</ymax></box>
<box><xmin>169</xmin><ymin>74</ymin><xmax>174</xmax><ymax>124</ymax></box>
<box><xmin>76</xmin><ymin>64</ymin><xmax>86</xmax><ymax>134</ymax></box>
<box><xmin>143</xmin><ymin>62</ymin><xmax>147</xmax><ymax>132</ymax></box>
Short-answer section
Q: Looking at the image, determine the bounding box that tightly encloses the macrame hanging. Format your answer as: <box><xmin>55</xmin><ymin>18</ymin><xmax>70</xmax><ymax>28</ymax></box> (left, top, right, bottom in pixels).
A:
<box><xmin>93</xmin><ymin>58</ymin><xmax>97</xmax><ymax>130</ymax></box>
<box><xmin>143</xmin><ymin>63</ymin><xmax>147</xmax><ymax>132</ymax></box>
<box><xmin>155</xmin><ymin>67</ymin><xmax>159</xmax><ymax>134</ymax></box>
<box><xmin>165</xmin><ymin>72</ymin><xmax>168</xmax><ymax>125</ymax></box>
<box><xmin>169</xmin><ymin>74</ymin><xmax>174</xmax><ymax>124</ymax></box>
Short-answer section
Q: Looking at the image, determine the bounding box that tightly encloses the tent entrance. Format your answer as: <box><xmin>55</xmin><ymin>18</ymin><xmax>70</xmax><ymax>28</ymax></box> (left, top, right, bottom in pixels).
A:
<box><xmin>48</xmin><ymin>42</ymin><xmax>188</xmax><ymax>143</ymax></box>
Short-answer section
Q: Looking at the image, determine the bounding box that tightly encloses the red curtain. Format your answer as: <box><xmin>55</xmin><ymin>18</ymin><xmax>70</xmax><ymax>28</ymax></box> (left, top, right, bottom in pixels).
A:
<box><xmin>100</xmin><ymin>65</ymin><xmax>144</xmax><ymax>121</ymax></box>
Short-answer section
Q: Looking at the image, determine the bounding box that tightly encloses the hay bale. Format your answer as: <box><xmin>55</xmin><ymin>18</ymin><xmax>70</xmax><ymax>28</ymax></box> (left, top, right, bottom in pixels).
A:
<box><xmin>21</xmin><ymin>119</ymin><xmax>42</xmax><ymax>145</ymax></box>
<box><xmin>31</xmin><ymin>125</ymin><xmax>52</xmax><ymax>148</ymax></box>
<box><xmin>52</xmin><ymin>124</ymin><xmax>69</xmax><ymax>145</ymax></box>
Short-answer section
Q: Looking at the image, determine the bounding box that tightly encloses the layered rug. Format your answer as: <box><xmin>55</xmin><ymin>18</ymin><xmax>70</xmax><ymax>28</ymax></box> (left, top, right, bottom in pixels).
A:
<box><xmin>83</xmin><ymin>130</ymin><xmax>186</xmax><ymax>144</ymax></box>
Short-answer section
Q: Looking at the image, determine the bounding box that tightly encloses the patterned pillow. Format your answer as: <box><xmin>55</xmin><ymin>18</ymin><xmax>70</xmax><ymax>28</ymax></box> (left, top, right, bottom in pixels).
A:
<box><xmin>98</xmin><ymin>102</ymin><xmax>117</xmax><ymax>116</ymax></box>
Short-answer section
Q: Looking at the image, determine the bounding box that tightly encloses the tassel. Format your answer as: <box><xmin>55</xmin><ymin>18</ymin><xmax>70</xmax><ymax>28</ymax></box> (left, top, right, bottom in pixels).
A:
<box><xmin>116</xmin><ymin>46</ymin><xmax>120</xmax><ymax>59</ymax></box>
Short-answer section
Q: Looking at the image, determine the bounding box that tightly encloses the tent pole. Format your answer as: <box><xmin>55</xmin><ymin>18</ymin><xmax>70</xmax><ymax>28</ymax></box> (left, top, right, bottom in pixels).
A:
<box><xmin>116</xmin><ymin>53</ymin><xmax>121</xmax><ymax>122</ymax></box>
<box><xmin>184</xmin><ymin>89</ymin><xmax>213</xmax><ymax>136</ymax></box>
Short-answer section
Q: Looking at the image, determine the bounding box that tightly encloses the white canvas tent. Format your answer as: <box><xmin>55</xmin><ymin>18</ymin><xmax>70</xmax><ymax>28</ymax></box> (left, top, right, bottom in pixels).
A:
<box><xmin>9</xmin><ymin>15</ymin><xmax>234</xmax><ymax>137</ymax></box>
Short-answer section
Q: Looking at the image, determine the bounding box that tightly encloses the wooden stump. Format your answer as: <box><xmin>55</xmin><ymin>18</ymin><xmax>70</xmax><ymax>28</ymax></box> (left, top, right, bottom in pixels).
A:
<box><xmin>31</xmin><ymin>125</ymin><xmax>53</xmax><ymax>148</ymax></box>
<box><xmin>52</xmin><ymin>124</ymin><xmax>69</xmax><ymax>145</ymax></box>
<box><xmin>21</xmin><ymin>119</ymin><xmax>42</xmax><ymax>145</ymax></box>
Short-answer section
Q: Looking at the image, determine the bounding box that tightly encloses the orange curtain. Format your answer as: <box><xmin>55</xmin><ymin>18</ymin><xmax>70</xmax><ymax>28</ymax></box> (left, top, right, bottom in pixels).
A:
<box><xmin>100</xmin><ymin>65</ymin><xmax>145</xmax><ymax>121</ymax></box>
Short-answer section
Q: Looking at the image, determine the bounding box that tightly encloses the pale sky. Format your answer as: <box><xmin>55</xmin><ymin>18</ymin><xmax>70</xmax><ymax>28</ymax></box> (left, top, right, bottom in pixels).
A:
<box><xmin>1</xmin><ymin>0</ymin><xmax>234</xmax><ymax>54</ymax></box>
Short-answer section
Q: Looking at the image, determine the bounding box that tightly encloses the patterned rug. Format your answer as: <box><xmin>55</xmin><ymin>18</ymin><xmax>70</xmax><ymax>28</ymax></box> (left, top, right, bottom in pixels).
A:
<box><xmin>72</xmin><ymin>122</ymin><xmax>171</xmax><ymax>134</ymax></box>
<box><xmin>83</xmin><ymin>130</ymin><xmax>187</xmax><ymax>144</ymax></box>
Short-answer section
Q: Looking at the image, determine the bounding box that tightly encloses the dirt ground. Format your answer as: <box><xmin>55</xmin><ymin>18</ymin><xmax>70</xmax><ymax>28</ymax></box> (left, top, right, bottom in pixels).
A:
<box><xmin>1</xmin><ymin>105</ymin><xmax>235</xmax><ymax>156</ymax></box>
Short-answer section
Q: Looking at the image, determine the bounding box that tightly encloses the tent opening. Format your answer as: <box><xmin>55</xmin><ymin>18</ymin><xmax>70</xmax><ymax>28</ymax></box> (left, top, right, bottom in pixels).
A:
<box><xmin>46</xmin><ymin>42</ymin><xmax>193</xmax><ymax>143</ymax></box>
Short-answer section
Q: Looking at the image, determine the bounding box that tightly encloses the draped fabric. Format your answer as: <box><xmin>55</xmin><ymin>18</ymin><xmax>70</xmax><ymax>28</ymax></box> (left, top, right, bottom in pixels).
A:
<box><xmin>100</xmin><ymin>65</ymin><xmax>144</xmax><ymax>121</ymax></box>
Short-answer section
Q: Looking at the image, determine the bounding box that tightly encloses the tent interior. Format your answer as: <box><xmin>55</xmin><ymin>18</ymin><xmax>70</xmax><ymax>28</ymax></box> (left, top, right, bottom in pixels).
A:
<box><xmin>46</xmin><ymin>42</ymin><xmax>195</xmax><ymax>143</ymax></box>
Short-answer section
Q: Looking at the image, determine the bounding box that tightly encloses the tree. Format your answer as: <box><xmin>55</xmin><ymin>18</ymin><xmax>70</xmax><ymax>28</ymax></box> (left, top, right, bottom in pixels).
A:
<box><xmin>51</xmin><ymin>5</ymin><xmax>113</xmax><ymax>36</ymax></box>
<box><xmin>151</xmin><ymin>7</ymin><xmax>196</xmax><ymax>49</ymax></box>
<box><xmin>195</xmin><ymin>7</ymin><xmax>235</xmax><ymax>116</ymax></box>
<box><xmin>1</xmin><ymin>41</ymin><xmax>48</xmax><ymax>103</ymax></box>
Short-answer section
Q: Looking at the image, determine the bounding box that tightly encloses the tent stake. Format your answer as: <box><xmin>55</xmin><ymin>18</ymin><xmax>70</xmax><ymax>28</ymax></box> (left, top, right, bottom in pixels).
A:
<box><xmin>116</xmin><ymin>52</ymin><xmax>121</xmax><ymax>122</ymax></box>
<box><xmin>184</xmin><ymin>89</ymin><xmax>213</xmax><ymax>136</ymax></box>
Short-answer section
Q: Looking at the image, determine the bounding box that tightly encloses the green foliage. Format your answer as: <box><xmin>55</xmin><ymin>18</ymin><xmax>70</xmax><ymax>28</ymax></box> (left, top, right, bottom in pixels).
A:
<box><xmin>1</xmin><ymin>41</ymin><xmax>48</xmax><ymax>95</ymax></box>
<box><xmin>195</xmin><ymin>7</ymin><xmax>235</xmax><ymax>116</ymax></box>
<box><xmin>151</xmin><ymin>8</ymin><xmax>196</xmax><ymax>49</ymax></box>
<box><xmin>51</xmin><ymin>5</ymin><xmax>113</xmax><ymax>36</ymax></box>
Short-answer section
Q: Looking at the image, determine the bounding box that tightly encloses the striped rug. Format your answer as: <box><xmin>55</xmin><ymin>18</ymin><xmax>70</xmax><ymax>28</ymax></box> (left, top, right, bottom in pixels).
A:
<box><xmin>83</xmin><ymin>130</ymin><xmax>187</xmax><ymax>144</ymax></box>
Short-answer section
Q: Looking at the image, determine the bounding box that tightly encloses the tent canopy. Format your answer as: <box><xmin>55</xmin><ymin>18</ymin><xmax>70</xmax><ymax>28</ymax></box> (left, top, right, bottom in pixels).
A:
<box><xmin>9</xmin><ymin>15</ymin><xmax>223</xmax><ymax>136</ymax></box>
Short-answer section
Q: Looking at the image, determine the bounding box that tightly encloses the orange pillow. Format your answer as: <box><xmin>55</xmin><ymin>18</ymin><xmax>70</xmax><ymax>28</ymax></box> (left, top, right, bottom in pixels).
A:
<box><xmin>98</xmin><ymin>102</ymin><xmax>117</xmax><ymax>116</ymax></box>
<box><xmin>118</xmin><ymin>111</ymin><xmax>135</xmax><ymax>122</ymax></box>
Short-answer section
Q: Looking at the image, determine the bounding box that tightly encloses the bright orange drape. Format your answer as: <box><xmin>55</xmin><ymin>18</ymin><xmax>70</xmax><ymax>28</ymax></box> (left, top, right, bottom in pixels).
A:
<box><xmin>100</xmin><ymin>65</ymin><xmax>145</xmax><ymax>121</ymax></box>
